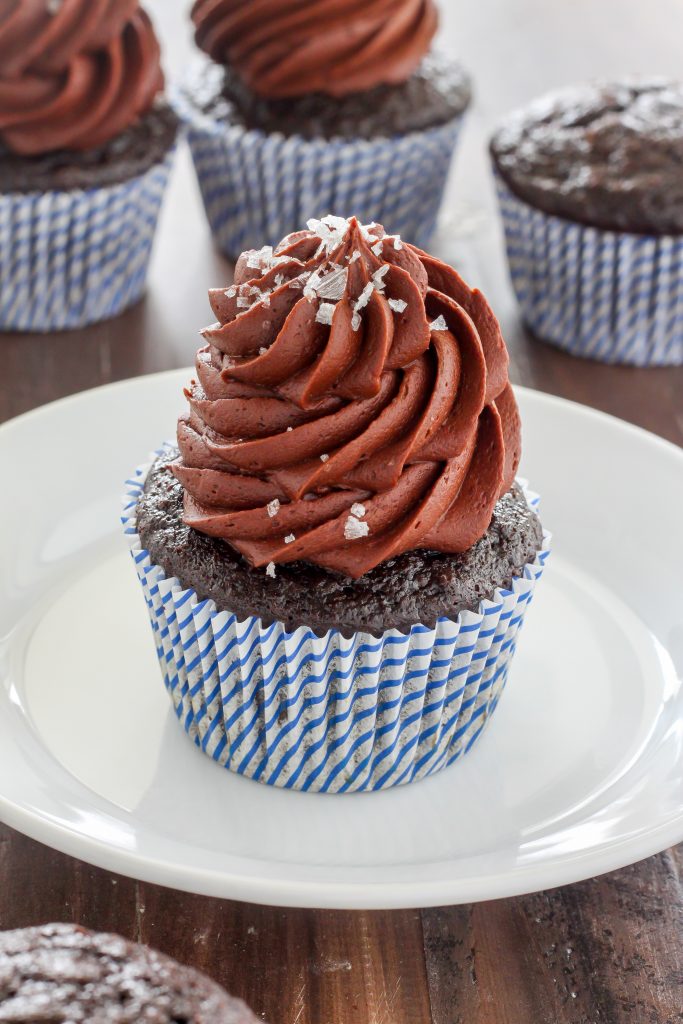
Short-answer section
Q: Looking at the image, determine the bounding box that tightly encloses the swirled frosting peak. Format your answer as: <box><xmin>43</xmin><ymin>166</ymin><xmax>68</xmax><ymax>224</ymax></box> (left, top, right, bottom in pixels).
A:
<box><xmin>191</xmin><ymin>0</ymin><xmax>439</xmax><ymax>98</ymax></box>
<box><xmin>0</xmin><ymin>2</ymin><xmax>164</xmax><ymax>155</ymax></box>
<box><xmin>173</xmin><ymin>216</ymin><xmax>522</xmax><ymax>580</ymax></box>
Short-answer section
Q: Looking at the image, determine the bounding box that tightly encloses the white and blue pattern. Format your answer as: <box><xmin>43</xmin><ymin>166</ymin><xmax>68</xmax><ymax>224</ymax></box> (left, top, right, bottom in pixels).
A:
<box><xmin>0</xmin><ymin>148</ymin><xmax>176</xmax><ymax>332</ymax></box>
<box><xmin>122</xmin><ymin>449</ymin><xmax>550</xmax><ymax>793</ymax></box>
<box><xmin>495</xmin><ymin>174</ymin><xmax>683</xmax><ymax>366</ymax></box>
<box><xmin>176</xmin><ymin>92</ymin><xmax>462</xmax><ymax>258</ymax></box>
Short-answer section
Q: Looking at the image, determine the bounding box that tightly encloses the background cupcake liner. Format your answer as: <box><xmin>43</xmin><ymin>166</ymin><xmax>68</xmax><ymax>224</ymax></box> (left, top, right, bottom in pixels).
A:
<box><xmin>122</xmin><ymin>446</ymin><xmax>549</xmax><ymax>794</ymax></box>
<box><xmin>494</xmin><ymin>173</ymin><xmax>683</xmax><ymax>366</ymax></box>
<box><xmin>0</xmin><ymin>148</ymin><xmax>176</xmax><ymax>333</ymax></box>
<box><xmin>177</xmin><ymin>94</ymin><xmax>463</xmax><ymax>258</ymax></box>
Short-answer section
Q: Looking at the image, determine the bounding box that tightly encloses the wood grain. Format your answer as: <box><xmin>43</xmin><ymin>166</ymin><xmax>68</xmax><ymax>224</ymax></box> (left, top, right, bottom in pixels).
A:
<box><xmin>2</xmin><ymin>1</ymin><xmax>683</xmax><ymax>1022</ymax></box>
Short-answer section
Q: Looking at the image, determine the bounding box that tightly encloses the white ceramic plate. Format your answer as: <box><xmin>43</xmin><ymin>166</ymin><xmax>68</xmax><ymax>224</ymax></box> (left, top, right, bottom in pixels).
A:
<box><xmin>1</xmin><ymin>372</ymin><xmax>682</xmax><ymax>909</ymax></box>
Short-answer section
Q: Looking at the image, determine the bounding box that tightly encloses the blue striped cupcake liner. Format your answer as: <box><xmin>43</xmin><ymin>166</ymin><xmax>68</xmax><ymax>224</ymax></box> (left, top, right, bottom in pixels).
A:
<box><xmin>122</xmin><ymin>447</ymin><xmax>550</xmax><ymax>793</ymax></box>
<box><xmin>494</xmin><ymin>174</ymin><xmax>683</xmax><ymax>366</ymax></box>
<box><xmin>0</xmin><ymin>147</ymin><xmax>176</xmax><ymax>332</ymax></box>
<box><xmin>174</xmin><ymin>87</ymin><xmax>463</xmax><ymax>258</ymax></box>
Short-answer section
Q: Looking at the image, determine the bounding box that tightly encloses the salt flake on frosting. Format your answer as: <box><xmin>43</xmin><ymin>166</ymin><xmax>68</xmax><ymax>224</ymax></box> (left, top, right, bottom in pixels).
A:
<box><xmin>351</xmin><ymin>311</ymin><xmax>361</xmax><ymax>331</ymax></box>
<box><xmin>319</xmin><ymin>453</ymin><xmax>329</xmax><ymax>462</ymax></box>
<box><xmin>371</xmin><ymin>240</ymin><xmax>383</xmax><ymax>257</ymax></box>
<box><xmin>266</xmin><ymin>562</ymin><xmax>276</xmax><ymax>578</ymax></box>
<box><xmin>354</xmin><ymin>282</ymin><xmax>374</xmax><ymax>313</ymax></box>
<box><xmin>344</xmin><ymin>516</ymin><xmax>370</xmax><ymax>540</ymax></box>
<box><xmin>259</xmin><ymin>347</ymin><xmax>268</xmax><ymax>355</ymax></box>
<box><xmin>284</xmin><ymin>534</ymin><xmax>296</xmax><ymax>544</ymax></box>
<box><xmin>393</xmin><ymin>236</ymin><xmax>403</xmax><ymax>250</ymax></box>
<box><xmin>430</xmin><ymin>315</ymin><xmax>448</xmax><ymax>332</ymax></box>
<box><xmin>371</xmin><ymin>265</ymin><xmax>390</xmax><ymax>292</ymax></box>
<box><xmin>388</xmin><ymin>298</ymin><xmax>407</xmax><ymax>313</ymax></box>
<box><xmin>266</xmin><ymin>499</ymin><xmax>280</xmax><ymax>517</ymax></box>
<box><xmin>315</xmin><ymin>302</ymin><xmax>336</xmax><ymax>325</ymax></box>
<box><xmin>225</xmin><ymin>285</ymin><xmax>237</xmax><ymax>298</ymax></box>
<box><xmin>350</xmin><ymin>503</ymin><xmax>366</xmax><ymax>518</ymax></box>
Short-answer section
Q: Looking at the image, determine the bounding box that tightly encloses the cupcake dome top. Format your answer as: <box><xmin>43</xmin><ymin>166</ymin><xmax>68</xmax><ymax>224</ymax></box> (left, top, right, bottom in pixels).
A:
<box><xmin>191</xmin><ymin>0</ymin><xmax>439</xmax><ymax>98</ymax></box>
<box><xmin>490</xmin><ymin>78</ymin><xmax>683</xmax><ymax>234</ymax></box>
<box><xmin>0</xmin><ymin>923</ymin><xmax>261</xmax><ymax>1022</ymax></box>
<box><xmin>0</xmin><ymin>1</ymin><xmax>164</xmax><ymax>155</ymax></box>
<box><xmin>174</xmin><ymin>216</ymin><xmax>521</xmax><ymax>580</ymax></box>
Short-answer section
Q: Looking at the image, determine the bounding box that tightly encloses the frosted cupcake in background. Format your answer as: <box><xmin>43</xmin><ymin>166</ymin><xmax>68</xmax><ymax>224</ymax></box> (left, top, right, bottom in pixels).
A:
<box><xmin>491</xmin><ymin>79</ymin><xmax>683</xmax><ymax>366</ymax></box>
<box><xmin>177</xmin><ymin>0</ymin><xmax>470</xmax><ymax>258</ymax></box>
<box><xmin>123</xmin><ymin>214</ymin><xmax>549</xmax><ymax>794</ymax></box>
<box><xmin>0</xmin><ymin>1</ymin><xmax>179</xmax><ymax>332</ymax></box>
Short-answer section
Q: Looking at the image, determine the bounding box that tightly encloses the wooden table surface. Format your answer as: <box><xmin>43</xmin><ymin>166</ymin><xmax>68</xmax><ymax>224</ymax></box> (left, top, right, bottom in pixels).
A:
<box><xmin>1</xmin><ymin>2</ymin><xmax>682</xmax><ymax>1021</ymax></box>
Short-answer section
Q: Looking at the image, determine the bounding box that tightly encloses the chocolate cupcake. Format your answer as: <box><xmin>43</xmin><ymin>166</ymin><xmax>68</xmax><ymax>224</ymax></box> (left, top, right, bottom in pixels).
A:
<box><xmin>123</xmin><ymin>216</ymin><xmax>549</xmax><ymax>793</ymax></box>
<box><xmin>491</xmin><ymin>79</ymin><xmax>683</xmax><ymax>365</ymax></box>
<box><xmin>175</xmin><ymin>0</ymin><xmax>470</xmax><ymax>258</ymax></box>
<box><xmin>0</xmin><ymin>923</ymin><xmax>261</xmax><ymax>1022</ymax></box>
<box><xmin>0</xmin><ymin>2</ymin><xmax>179</xmax><ymax>332</ymax></box>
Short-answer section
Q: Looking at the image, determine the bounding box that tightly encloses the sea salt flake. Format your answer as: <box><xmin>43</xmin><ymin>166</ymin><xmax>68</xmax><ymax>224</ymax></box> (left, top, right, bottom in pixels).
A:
<box><xmin>354</xmin><ymin>281</ymin><xmax>374</xmax><ymax>313</ymax></box>
<box><xmin>344</xmin><ymin>516</ymin><xmax>370</xmax><ymax>540</ymax></box>
<box><xmin>351</xmin><ymin>311</ymin><xmax>361</xmax><ymax>331</ymax></box>
<box><xmin>286</xmin><ymin>426</ymin><xmax>293</xmax><ymax>432</ymax></box>
<box><xmin>315</xmin><ymin>302</ymin><xmax>336</xmax><ymax>326</ymax></box>
<box><xmin>319</xmin><ymin>453</ymin><xmax>329</xmax><ymax>462</ymax></box>
<box><xmin>393</xmin><ymin>236</ymin><xmax>403</xmax><ymax>250</ymax></box>
<box><xmin>430</xmin><ymin>315</ymin><xmax>448</xmax><ymax>332</ymax></box>
<box><xmin>350</xmin><ymin>503</ymin><xmax>366</xmax><ymax>518</ymax></box>
<box><xmin>258</xmin><ymin>346</ymin><xmax>268</xmax><ymax>356</ymax></box>
<box><xmin>266</xmin><ymin>499</ymin><xmax>280</xmax><ymax>518</ymax></box>
<box><xmin>349</xmin><ymin>250</ymin><xmax>361</xmax><ymax>264</ymax></box>
<box><xmin>284</xmin><ymin>533</ymin><xmax>296</xmax><ymax>544</ymax></box>
<box><xmin>225</xmin><ymin>285</ymin><xmax>237</xmax><ymax>298</ymax></box>
<box><xmin>315</xmin><ymin>265</ymin><xmax>348</xmax><ymax>301</ymax></box>
<box><xmin>388</xmin><ymin>298</ymin><xmax>407</xmax><ymax>313</ymax></box>
<box><xmin>247</xmin><ymin>245</ymin><xmax>274</xmax><ymax>270</ymax></box>
<box><xmin>371</xmin><ymin>240</ymin><xmax>383</xmax><ymax>257</ymax></box>
<box><xmin>47</xmin><ymin>0</ymin><xmax>63</xmax><ymax>13</ymax></box>
<box><xmin>265</xmin><ymin>562</ymin><xmax>276</xmax><ymax>578</ymax></box>
<box><xmin>289</xmin><ymin>276</ymin><xmax>305</xmax><ymax>290</ymax></box>
<box><xmin>236</xmin><ymin>296</ymin><xmax>250</xmax><ymax>308</ymax></box>
<box><xmin>371</xmin><ymin>265</ymin><xmax>390</xmax><ymax>292</ymax></box>
<box><xmin>274</xmin><ymin>274</ymin><xmax>284</xmax><ymax>287</ymax></box>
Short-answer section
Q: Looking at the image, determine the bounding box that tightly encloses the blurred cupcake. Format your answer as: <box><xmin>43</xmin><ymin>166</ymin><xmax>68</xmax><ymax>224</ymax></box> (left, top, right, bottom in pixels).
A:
<box><xmin>491</xmin><ymin>79</ymin><xmax>683</xmax><ymax>366</ymax></box>
<box><xmin>176</xmin><ymin>0</ymin><xmax>470</xmax><ymax>258</ymax></box>
<box><xmin>0</xmin><ymin>2</ymin><xmax>179</xmax><ymax>332</ymax></box>
<box><xmin>123</xmin><ymin>215</ymin><xmax>549</xmax><ymax>794</ymax></box>
<box><xmin>0</xmin><ymin>923</ymin><xmax>262</xmax><ymax>1022</ymax></box>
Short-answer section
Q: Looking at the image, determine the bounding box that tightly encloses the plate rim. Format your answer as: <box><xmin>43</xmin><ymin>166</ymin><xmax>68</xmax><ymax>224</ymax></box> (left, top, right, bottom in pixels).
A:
<box><xmin>1</xmin><ymin>372</ymin><xmax>682</xmax><ymax>909</ymax></box>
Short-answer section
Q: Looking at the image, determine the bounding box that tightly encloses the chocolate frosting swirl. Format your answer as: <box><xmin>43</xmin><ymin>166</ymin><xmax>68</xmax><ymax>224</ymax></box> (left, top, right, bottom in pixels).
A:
<box><xmin>191</xmin><ymin>0</ymin><xmax>438</xmax><ymax>98</ymax></box>
<box><xmin>0</xmin><ymin>2</ymin><xmax>164</xmax><ymax>156</ymax></box>
<box><xmin>173</xmin><ymin>217</ymin><xmax>522</xmax><ymax>580</ymax></box>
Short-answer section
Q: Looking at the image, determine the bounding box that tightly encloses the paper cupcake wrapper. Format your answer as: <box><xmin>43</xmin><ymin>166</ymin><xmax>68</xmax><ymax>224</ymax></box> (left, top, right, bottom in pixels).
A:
<box><xmin>0</xmin><ymin>147</ymin><xmax>176</xmax><ymax>332</ymax></box>
<box><xmin>122</xmin><ymin>446</ymin><xmax>550</xmax><ymax>793</ymax></box>
<box><xmin>494</xmin><ymin>174</ymin><xmax>683</xmax><ymax>366</ymax></box>
<box><xmin>176</xmin><ymin>90</ymin><xmax>463</xmax><ymax>258</ymax></box>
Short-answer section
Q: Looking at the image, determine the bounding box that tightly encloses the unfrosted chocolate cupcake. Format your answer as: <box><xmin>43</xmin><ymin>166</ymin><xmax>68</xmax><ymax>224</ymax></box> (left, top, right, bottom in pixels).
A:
<box><xmin>0</xmin><ymin>923</ymin><xmax>261</xmax><ymax>1023</ymax></box>
<box><xmin>124</xmin><ymin>216</ymin><xmax>548</xmax><ymax>793</ymax></box>
<box><xmin>176</xmin><ymin>0</ymin><xmax>470</xmax><ymax>257</ymax></box>
<box><xmin>491</xmin><ymin>79</ymin><xmax>683</xmax><ymax>365</ymax></box>
<box><xmin>0</xmin><ymin>2</ymin><xmax>179</xmax><ymax>331</ymax></box>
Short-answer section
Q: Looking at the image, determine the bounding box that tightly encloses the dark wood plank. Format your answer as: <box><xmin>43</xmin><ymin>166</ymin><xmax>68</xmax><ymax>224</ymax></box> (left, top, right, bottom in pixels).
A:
<box><xmin>137</xmin><ymin>885</ymin><xmax>431</xmax><ymax>1024</ymax></box>
<box><xmin>0</xmin><ymin>824</ymin><xmax>137</xmax><ymax>938</ymax></box>
<box><xmin>423</xmin><ymin>851</ymin><xmax>683</xmax><ymax>1024</ymax></box>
